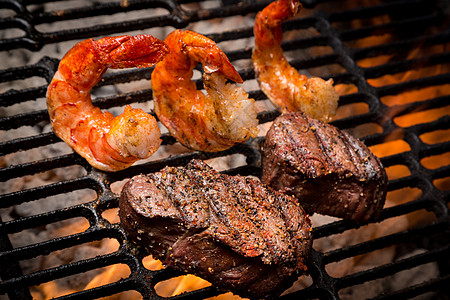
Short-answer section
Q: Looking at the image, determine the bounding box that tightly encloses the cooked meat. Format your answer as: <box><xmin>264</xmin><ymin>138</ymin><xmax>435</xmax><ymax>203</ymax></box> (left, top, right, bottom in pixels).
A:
<box><xmin>119</xmin><ymin>159</ymin><xmax>312</xmax><ymax>299</ymax></box>
<box><xmin>262</xmin><ymin>112</ymin><xmax>387</xmax><ymax>223</ymax></box>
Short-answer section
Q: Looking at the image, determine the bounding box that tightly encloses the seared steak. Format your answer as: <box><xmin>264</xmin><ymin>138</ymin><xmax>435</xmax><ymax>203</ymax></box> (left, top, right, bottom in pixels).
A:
<box><xmin>119</xmin><ymin>159</ymin><xmax>312</xmax><ymax>299</ymax></box>
<box><xmin>262</xmin><ymin>112</ymin><xmax>387</xmax><ymax>223</ymax></box>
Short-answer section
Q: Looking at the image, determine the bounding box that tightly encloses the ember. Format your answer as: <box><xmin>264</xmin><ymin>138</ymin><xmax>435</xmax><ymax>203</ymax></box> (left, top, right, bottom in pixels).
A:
<box><xmin>1</xmin><ymin>0</ymin><xmax>449</xmax><ymax>299</ymax></box>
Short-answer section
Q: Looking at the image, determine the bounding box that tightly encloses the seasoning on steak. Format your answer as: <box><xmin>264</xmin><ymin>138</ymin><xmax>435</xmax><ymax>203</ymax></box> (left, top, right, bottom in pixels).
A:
<box><xmin>119</xmin><ymin>159</ymin><xmax>312</xmax><ymax>299</ymax></box>
<box><xmin>262</xmin><ymin>112</ymin><xmax>387</xmax><ymax>223</ymax></box>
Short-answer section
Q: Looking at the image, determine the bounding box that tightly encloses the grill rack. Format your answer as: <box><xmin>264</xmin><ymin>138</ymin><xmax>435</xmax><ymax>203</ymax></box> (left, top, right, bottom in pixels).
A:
<box><xmin>1</xmin><ymin>0</ymin><xmax>450</xmax><ymax>299</ymax></box>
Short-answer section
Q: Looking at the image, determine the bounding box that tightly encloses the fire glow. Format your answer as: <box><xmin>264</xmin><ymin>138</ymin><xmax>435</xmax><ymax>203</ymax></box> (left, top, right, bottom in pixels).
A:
<box><xmin>29</xmin><ymin>27</ymin><xmax>449</xmax><ymax>300</ymax></box>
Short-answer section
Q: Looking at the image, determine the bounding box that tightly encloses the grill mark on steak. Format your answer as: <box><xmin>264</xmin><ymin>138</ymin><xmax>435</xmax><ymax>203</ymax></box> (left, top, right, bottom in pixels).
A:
<box><xmin>262</xmin><ymin>112</ymin><xmax>387</xmax><ymax>223</ymax></box>
<box><xmin>119</xmin><ymin>159</ymin><xmax>312</xmax><ymax>299</ymax></box>
<box><xmin>337</xmin><ymin>128</ymin><xmax>380</xmax><ymax>218</ymax></box>
<box><xmin>308</xmin><ymin>118</ymin><xmax>333</xmax><ymax>176</ymax></box>
<box><xmin>234</xmin><ymin>177</ymin><xmax>283</xmax><ymax>260</ymax></box>
<box><xmin>284</xmin><ymin>120</ymin><xmax>322</xmax><ymax>178</ymax></box>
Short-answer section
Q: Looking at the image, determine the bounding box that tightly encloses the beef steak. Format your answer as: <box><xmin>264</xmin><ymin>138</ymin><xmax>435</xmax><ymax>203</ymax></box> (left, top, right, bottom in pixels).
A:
<box><xmin>119</xmin><ymin>159</ymin><xmax>312</xmax><ymax>299</ymax></box>
<box><xmin>262</xmin><ymin>112</ymin><xmax>387</xmax><ymax>223</ymax></box>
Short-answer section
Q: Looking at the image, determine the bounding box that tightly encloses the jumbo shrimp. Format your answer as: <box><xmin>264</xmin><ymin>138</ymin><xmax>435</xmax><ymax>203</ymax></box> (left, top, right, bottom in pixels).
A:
<box><xmin>46</xmin><ymin>35</ymin><xmax>169</xmax><ymax>172</ymax></box>
<box><xmin>151</xmin><ymin>29</ymin><xmax>259</xmax><ymax>152</ymax></box>
<box><xmin>252</xmin><ymin>0</ymin><xmax>339</xmax><ymax>122</ymax></box>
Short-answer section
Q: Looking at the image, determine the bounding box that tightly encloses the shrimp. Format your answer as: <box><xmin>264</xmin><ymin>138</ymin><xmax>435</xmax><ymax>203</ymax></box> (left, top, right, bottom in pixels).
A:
<box><xmin>252</xmin><ymin>0</ymin><xmax>339</xmax><ymax>122</ymax></box>
<box><xmin>46</xmin><ymin>35</ymin><xmax>170</xmax><ymax>172</ymax></box>
<box><xmin>151</xmin><ymin>29</ymin><xmax>259</xmax><ymax>152</ymax></box>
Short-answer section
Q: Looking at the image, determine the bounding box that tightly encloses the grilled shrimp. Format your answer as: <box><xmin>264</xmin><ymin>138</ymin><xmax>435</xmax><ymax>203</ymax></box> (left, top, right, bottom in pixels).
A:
<box><xmin>151</xmin><ymin>29</ymin><xmax>259</xmax><ymax>152</ymax></box>
<box><xmin>46</xmin><ymin>35</ymin><xmax>170</xmax><ymax>172</ymax></box>
<box><xmin>253</xmin><ymin>0</ymin><xmax>339</xmax><ymax>122</ymax></box>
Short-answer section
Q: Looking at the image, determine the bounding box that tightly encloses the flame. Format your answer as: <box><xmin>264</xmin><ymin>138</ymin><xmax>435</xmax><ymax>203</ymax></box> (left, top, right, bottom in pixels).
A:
<box><xmin>333</xmin><ymin>9</ymin><xmax>450</xmax><ymax>194</ymax></box>
<box><xmin>155</xmin><ymin>274</ymin><xmax>211</xmax><ymax>297</ymax></box>
<box><xmin>28</xmin><ymin>206</ymin><xmax>240</xmax><ymax>300</ymax></box>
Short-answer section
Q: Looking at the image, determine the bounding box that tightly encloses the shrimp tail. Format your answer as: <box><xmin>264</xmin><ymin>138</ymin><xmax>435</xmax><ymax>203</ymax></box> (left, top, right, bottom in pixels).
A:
<box><xmin>254</xmin><ymin>0</ymin><xmax>301</xmax><ymax>48</ymax></box>
<box><xmin>179</xmin><ymin>30</ymin><xmax>243</xmax><ymax>83</ymax></box>
<box><xmin>96</xmin><ymin>35</ymin><xmax>170</xmax><ymax>69</ymax></box>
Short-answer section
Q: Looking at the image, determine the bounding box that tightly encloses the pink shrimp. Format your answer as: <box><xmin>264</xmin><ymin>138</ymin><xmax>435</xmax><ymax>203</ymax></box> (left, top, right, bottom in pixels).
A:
<box><xmin>46</xmin><ymin>35</ymin><xmax>170</xmax><ymax>171</ymax></box>
<box><xmin>253</xmin><ymin>0</ymin><xmax>339</xmax><ymax>122</ymax></box>
<box><xmin>151</xmin><ymin>29</ymin><xmax>259</xmax><ymax>152</ymax></box>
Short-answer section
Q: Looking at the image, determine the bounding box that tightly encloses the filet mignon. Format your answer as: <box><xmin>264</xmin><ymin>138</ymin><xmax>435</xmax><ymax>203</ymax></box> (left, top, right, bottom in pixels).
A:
<box><xmin>119</xmin><ymin>159</ymin><xmax>312</xmax><ymax>299</ymax></box>
<box><xmin>262</xmin><ymin>112</ymin><xmax>387</xmax><ymax>223</ymax></box>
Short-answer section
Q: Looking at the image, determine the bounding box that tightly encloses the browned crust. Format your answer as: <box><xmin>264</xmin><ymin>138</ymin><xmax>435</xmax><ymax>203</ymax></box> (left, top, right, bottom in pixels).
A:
<box><xmin>262</xmin><ymin>112</ymin><xmax>387</xmax><ymax>222</ymax></box>
<box><xmin>119</xmin><ymin>159</ymin><xmax>312</xmax><ymax>299</ymax></box>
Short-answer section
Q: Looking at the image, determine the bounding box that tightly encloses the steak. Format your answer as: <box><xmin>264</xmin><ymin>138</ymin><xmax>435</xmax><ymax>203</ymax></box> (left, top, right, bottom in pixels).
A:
<box><xmin>262</xmin><ymin>112</ymin><xmax>387</xmax><ymax>223</ymax></box>
<box><xmin>119</xmin><ymin>159</ymin><xmax>312</xmax><ymax>299</ymax></box>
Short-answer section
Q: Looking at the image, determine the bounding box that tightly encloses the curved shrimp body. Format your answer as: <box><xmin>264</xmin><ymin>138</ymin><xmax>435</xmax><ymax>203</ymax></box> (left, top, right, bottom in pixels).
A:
<box><xmin>253</xmin><ymin>0</ymin><xmax>339</xmax><ymax>122</ymax></box>
<box><xmin>46</xmin><ymin>35</ymin><xmax>170</xmax><ymax>171</ymax></box>
<box><xmin>151</xmin><ymin>30</ymin><xmax>259</xmax><ymax>152</ymax></box>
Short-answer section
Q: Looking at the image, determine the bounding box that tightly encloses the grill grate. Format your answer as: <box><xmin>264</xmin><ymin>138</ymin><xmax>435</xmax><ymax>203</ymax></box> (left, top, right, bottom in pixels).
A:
<box><xmin>1</xmin><ymin>0</ymin><xmax>449</xmax><ymax>299</ymax></box>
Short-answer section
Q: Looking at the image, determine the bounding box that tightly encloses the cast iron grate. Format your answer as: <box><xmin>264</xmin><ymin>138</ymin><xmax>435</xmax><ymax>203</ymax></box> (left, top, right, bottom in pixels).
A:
<box><xmin>1</xmin><ymin>0</ymin><xmax>449</xmax><ymax>299</ymax></box>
